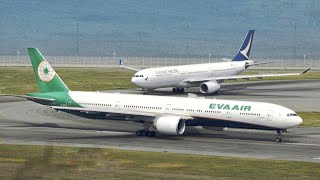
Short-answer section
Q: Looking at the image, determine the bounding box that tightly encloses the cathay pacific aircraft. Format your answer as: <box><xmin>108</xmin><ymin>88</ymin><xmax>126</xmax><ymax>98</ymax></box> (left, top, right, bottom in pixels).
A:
<box><xmin>121</xmin><ymin>30</ymin><xmax>310</xmax><ymax>94</ymax></box>
<box><xmin>6</xmin><ymin>48</ymin><xmax>303</xmax><ymax>142</ymax></box>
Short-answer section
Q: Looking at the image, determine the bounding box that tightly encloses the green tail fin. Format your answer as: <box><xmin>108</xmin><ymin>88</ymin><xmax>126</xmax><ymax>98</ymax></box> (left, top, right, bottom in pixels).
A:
<box><xmin>28</xmin><ymin>48</ymin><xmax>69</xmax><ymax>93</ymax></box>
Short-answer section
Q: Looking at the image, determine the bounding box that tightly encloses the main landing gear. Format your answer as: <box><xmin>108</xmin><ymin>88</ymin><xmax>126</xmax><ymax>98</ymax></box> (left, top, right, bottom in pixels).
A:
<box><xmin>136</xmin><ymin>122</ymin><xmax>156</xmax><ymax>137</ymax></box>
<box><xmin>142</xmin><ymin>88</ymin><xmax>149</xmax><ymax>95</ymax></box>
<box><xmin>136</xmin><ymin>130</ymin><xmax>156</xmax><ymax>137</ymax></box>
<box><xmin>172</xmin><ymin>87</ymin><xmax>184</xmax><ymax>94</ymax></box>
<box><xmin>275</xmin><ymin>130</ymin><xmax>283</xmax><ymax>143</ymax></box>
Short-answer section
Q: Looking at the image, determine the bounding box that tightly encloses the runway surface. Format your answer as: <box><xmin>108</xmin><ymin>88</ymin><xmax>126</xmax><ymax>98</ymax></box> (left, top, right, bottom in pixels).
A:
<box><xmin>0</xmin><ymin>80</ymin><xmax>319</xmax><ymax>162</ymax></box>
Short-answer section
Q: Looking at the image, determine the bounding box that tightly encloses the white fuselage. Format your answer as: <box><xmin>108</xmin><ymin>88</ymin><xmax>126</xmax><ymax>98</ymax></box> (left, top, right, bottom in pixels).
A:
<box><xmin>131</xmin><ymin>61</ymin><xmax>247</xmax><ymax>89</ymax></box>
<box><xmin>66</xmin><ymin>91</ymin><xmax>302</xmax><ymax>130</ymax></box>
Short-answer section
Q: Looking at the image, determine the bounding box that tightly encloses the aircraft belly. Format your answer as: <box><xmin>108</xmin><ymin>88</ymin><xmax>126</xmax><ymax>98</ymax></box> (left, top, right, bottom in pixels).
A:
<box><xmin>151</xmin><ymin>74</ymin><xmax>187</xmax><ymax>88</ymax></box>
<box><xmin>186</xmin><ymin>118</ymin><xmax>280</xmax><ymax>131</ymax></box>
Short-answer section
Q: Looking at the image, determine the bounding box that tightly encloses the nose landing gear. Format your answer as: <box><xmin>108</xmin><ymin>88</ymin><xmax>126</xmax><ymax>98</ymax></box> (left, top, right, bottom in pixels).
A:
<box><xmin>142</xmin><ymin>88</ymin><xmax>149</xmax><ymax>95</ymax></box>
<box><xmin>275</xmin><ymin>130</ymin><xmax>283</xmax><ymax>143</ymax></box>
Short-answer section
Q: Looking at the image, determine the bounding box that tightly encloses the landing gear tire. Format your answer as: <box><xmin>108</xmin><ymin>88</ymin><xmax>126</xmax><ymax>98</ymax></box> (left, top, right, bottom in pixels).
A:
<box><xmin>173</xmin><ymin>88</ymin><xmax>185</xmax><ymax>94</ymax></box>
<box><xmin>150</xmin><ymin>131</ymin><xmax>156</xmax><ymax>137</ymax></box>
<box><xmin>136</xmin><ymin>130</ymin><xmax>141</xmax><ymax>136</ymax></box>
<box><xmin>146</xmin><ymin>131</ymin><xmax>156</xmax><ymax>137</ymax></box>
<box><xmin>140</xmin><ymin>130</ymin><xmax>146</xmax><ymax>136</ymax></box>
<box><xmin>172</xmin><ymin>88</ymin><xmax>177</xmax><ymax>93</ymax></box>
<box><xmin>275</xmin><ymin>137</ymin><xmax>282</xmax><ymax>143</ymax></box>
<box><xmin>136</xmin><ymin>130</ymin><xmax>156</xmax><ymax>137</ymax></box>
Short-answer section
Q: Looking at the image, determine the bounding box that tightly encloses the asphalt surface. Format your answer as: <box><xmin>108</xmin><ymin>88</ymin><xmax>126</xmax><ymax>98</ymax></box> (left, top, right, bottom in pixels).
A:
<box><xmin>0</xmin><ymin>80</ymin><xmax>319</xmax><ymax>162</ymax></box>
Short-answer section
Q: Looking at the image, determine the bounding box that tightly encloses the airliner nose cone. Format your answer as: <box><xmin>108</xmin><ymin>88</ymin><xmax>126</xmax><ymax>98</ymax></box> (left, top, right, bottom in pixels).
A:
<box><xmin>296</xmin><ymin>117</ymin><xmax>303</xmax><ymax>126</ymax></box>
<box><xmin>131</xmin><ymin>77</ymin><xmax>137</xmax><ymax>84</ymax></box>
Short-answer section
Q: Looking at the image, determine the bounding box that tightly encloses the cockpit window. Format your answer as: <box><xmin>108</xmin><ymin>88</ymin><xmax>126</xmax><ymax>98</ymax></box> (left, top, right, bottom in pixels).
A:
<box><xmin>287</xmin><ymin>113</ymin><xmax>298</xmax><ymax>117</ymax></box>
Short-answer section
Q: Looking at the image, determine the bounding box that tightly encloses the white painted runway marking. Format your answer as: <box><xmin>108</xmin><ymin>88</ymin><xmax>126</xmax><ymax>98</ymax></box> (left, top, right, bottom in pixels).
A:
<box><xmin>312</xmin><ymin>157</ymin><xmax>320</xmax><ymax>160</ymax></box>
<box><xmin>95</xmin><ymin>130</ymin><xmax>132</xmax><ymax>135</ymax></box>
<box><xmin>286</xmin><ymin>143</ymin><xmax>320</xmax><ymax>147</ymax></box>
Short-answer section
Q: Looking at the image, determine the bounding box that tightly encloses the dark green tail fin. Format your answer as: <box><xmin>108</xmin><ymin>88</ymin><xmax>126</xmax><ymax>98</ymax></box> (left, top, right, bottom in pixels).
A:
<box><xmin>28</xmin><ymin>48</ymin><xmax>69</xmax><ymax>93</ymax></box>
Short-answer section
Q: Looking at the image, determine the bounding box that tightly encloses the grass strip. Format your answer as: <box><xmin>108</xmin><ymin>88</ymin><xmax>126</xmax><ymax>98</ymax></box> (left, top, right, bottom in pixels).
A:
<box><xmin>298</xmin><ymin>112</ymin><xmax>320</xmax><ymax>127</ymax></box>
<box><xmin>0</xmin><ymin>144</ymin><xmax>319</xmax><ymax>179</ymax></box>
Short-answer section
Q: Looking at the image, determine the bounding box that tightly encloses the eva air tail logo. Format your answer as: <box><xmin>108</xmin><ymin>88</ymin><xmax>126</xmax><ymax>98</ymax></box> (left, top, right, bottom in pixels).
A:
<box><xmin>37</xmin><ymin>61</ymin><xmax>56</xmax><ymax>82</ymax></box>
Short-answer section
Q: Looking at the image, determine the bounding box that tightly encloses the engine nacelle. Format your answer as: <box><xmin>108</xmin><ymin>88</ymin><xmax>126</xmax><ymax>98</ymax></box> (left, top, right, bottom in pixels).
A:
<box><xmin>154</xmin><ymin>116</ymin><xmax>185</xmax><ymax>135</ymax></box>
<box><xmin>200</xmin><ymin>81</ymin><xmax>221</xmax><ymax>94</ymax></box>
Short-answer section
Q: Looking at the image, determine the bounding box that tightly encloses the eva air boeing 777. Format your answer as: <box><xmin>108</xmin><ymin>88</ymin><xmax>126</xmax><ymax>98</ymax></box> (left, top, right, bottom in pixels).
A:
<box><xmin>9</xmin><ymin>48</ymin><xmax>303</xmax><ymax>142</ymax></box>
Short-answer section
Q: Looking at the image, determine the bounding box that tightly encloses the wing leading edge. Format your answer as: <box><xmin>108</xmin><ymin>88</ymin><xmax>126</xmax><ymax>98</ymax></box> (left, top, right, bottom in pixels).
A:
<box><xmin>185</xmin><ymin>68</ymin><xmax>311</xmax><ymax>83</ymax></box>
<box><xmin>51</xmin><ymin>106</ymin><xmax>193</xmax><ymax>121</ymax></box>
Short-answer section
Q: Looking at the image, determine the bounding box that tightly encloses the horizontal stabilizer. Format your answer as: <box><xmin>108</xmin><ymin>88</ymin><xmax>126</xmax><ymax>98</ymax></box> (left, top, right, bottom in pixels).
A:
<box><xmin>0</xmin><ymin>94</ymin><xmax>55</xmax><ymax>105</ymax></box>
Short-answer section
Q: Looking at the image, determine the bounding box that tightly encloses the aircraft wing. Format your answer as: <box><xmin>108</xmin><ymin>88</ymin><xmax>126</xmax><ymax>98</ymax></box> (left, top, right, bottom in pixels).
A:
<box><xmin>185</xmin><ymin>68</ymin><xmax>311</xmax><ymax>83</ymax></box>
<box><xmin>119</xmin><ymin>60</ymin><xmax>141</xmax><ymax>72</ymax></box>
<box><xmin>51</xmin><ymin>106</ymin><xmax>193</xmax><ymax>121</ymax></box>
<box><xmin>119</xmin><ymin>64</ymin><xmax>141</xmax><ymax>72</ymax></box>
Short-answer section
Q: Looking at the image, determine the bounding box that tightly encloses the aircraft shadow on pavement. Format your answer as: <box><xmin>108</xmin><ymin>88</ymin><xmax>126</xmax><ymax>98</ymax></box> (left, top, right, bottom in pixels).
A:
<box><xmin>7</xmin><ymin>122</ymin><xmax>301</xmax><ymax>143</ymax></box>
<box><xmin>51</xmin><ymin>131</ymin><xmax>300</xmax><ymax>144</ymax></box>
<box><xmin>15</xmin><ymin>122</ymin><xmax>137</xmax><ymax>133</ymax></box>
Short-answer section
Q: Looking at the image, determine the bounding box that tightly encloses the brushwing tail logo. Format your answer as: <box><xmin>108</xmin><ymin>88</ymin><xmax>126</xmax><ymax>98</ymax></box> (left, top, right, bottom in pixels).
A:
<box><xmin>37</xmin><ymin>61</ymin><xmax>56</xmax><ymax>82</ymax></box>
<box><xmin>232</xmin><ymin>30</ymin><xmax>254</xmax><ymax>61</ymax></box>
<box><xmin>239</xmin><ymin>34</ymin><xmax>252</xmax><ymax>59</ymax></box>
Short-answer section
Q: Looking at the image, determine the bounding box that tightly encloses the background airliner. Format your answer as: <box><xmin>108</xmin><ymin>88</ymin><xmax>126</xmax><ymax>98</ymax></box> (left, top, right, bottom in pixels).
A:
<box><xmin>121</xmin><ymin>30</ymin><xmax>310</xmax><ymax>94</ymax></box>
<box><xmin>4</xmin><ymin>48</ymin><xmax>303</xmax><ymax>142</ymax></box>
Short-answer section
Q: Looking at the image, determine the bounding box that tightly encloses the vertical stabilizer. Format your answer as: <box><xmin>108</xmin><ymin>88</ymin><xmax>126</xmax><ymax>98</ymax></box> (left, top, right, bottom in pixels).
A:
<box><xmin>232</xmin><ymin>30</ymin><xmax>255</xmax><ymax>61</ymax></box>
<box><xmin>28</xmin><ymin>48</ymin><xmax>69</xmax><ymax>93</ymax></box>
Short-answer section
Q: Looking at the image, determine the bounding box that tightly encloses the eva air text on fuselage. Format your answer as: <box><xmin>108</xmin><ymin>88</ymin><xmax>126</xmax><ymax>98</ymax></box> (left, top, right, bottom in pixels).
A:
<box><xmin>209</xmin><ymin>103</ymin><xmax>251</xmax><ymax>111</ymax></box>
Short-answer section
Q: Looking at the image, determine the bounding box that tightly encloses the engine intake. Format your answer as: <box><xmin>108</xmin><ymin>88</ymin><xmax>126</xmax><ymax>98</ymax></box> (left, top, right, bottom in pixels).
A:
<box><xmin>200</xmin><ymin>81</ymin><xmax>221</xmax><ymax>94</ymax></box>
<box><xmin>154</xmin><ymin>116</ymin><xmax>185</xmax><ymax>135</ymax></box>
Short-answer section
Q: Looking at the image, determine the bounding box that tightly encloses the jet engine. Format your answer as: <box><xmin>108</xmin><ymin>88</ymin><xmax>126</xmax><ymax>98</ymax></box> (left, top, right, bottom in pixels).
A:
<box><xmin>200</xmin><ymin>81</ymin><xmax>221</xmax><ymax>94</ymax></box>
<box><xmin>154</xmin><ymin>116</ymin><xmax>185</xmax><ymax>135</ymax></box>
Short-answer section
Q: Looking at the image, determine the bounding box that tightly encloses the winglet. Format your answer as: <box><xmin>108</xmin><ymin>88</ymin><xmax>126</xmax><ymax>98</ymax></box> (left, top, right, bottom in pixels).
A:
<box><xmin>301</xmin><ymin>68</ymin><xmax>311</xmax><ymax>75</ymax></box>
<box><xmin>232</xmin><ymin>30</ymin><xmax>255</xmax><ymax>61</ymax></box>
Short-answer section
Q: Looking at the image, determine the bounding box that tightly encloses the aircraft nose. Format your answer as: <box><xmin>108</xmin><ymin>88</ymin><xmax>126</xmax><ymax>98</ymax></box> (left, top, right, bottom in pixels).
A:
<box><xmin>295</xmin><ymin>116</ymin><xmax>303</xmax><ymax>126</ymax></box>
<box><xmin>131</xmin><ymin>77</ymin><xmax>136</xmax><ymax>84</ymax></box>
<box><xmin>131</xmin><ymin>77</ymin><xmax>143</xmax><ymax>87</ymax></box>
<box><xmin>131</xmin><ymin>77</ymin><xmax>137</xmax><ymax>85</ymax></box>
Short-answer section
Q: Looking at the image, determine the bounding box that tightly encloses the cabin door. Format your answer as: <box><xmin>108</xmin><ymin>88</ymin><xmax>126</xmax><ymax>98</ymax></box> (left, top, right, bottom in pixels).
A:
<box><xmin>226</xmin><ymin>110</ymin><xmax>232</xmax><ymax>119</ymax></box>
<box><xmin>114</xmin><ymin>101</ymin><xmax>120</xmax><ymax>110</ymax></box>
<box><xmin>267</xmin><ymin>110</ymin><xmax>273</xmax><ymax>121</ymax></box>
<box><xmin>165</xmin><ymin>104</ymin><xmax>171</xmax><ymax>113</ymax></box>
